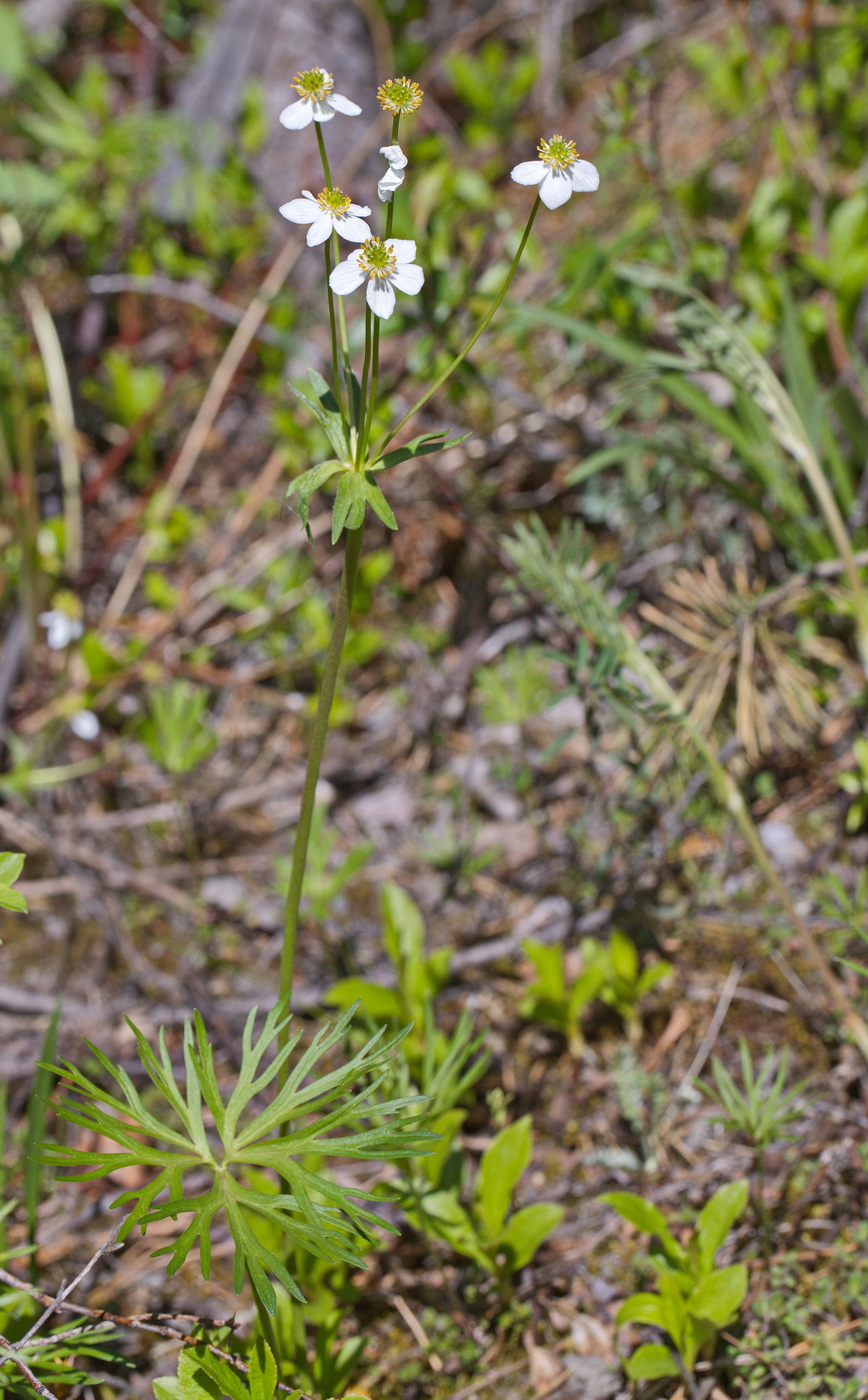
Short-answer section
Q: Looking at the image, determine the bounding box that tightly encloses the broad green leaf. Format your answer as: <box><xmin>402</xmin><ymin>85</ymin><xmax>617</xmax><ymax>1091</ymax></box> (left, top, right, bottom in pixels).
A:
<box><xmin>609</xmin><ymin>930</ymin><xmax>638</xmax><ymax>983</ymax></box>
<box><xmin>0</xmin><ymin>853</ymin><xmax>25</xmax><ymax>885</ymax></box>
<box><xmin>331</xmin><ymin>473</ymin><xmax>367</xmax><ymax>542</ymax></box>
<box><xmin>696</xmin><ymin>1179</ymin><xmax>748</xmax><ymax>1273</ymax></box>
<box><xmin>687</xmin><ymin>1263</ymin><xmax>747</xmax><ymax>1327</ymax></box>
<box><xmin>154</xmin><ymin>1350</ymin><xmax>221</xmax><ymax>1400</ymax></box>
<box><xmin>522</xmin><ymin>940</ymin><xmax>565</xmax><ymax>1005</ymax></box>
<box><xmin>419</xmin><ymin>1188</ymin><xmax>492</xmax><ymax>1270</ymax></box>
<box><xmin>475</xmin><ymin>1115</ymin><xmax>532</xmax><ymax>1242</ymax></box>
<box><xmin>382</xmin><ymin>881</ymin><xmax>426</xmax><ymax>969</ymax></box>
<box><xmin>624</xmin><ymin>1344</ymin><xmax>681</xmax><ymax>1381</ymax></box>
<box><xmin>323</xmin><ymin>978</ymin><xmax>404</xmax><ymax>1023</ymax></box>
<box><xmin>658</xmin><ymin>1271</ymin><xmax>687</xmax><ymax>1352</ymax></box>
<box><xmin>615</xmin><ymin>1292</ymin><xmax>668</xmax><ymax>1329</ymax></box>
<box><xmin>600</xmin><ymin>1192</ymin><xmax>687</xmax><ymax>1267</ymax></box>
<box><xmin>0</xmin><ymin>885</ymin><xmax>27</xmax><ymax>913</ymax></box>
<box><xmin>372</xmin><ymin>430</ymin><xmax>471</xmax><ymax>472</ymax></box>
<box><xmin>362</xmin><ymin>476</ymin><xmax>398</xmax><ymax>530</ymax></box>
<box><xmin>498</xmin><ymin>1202</ymin><xmax>563</xmax><ymax>1270</ymax></box>
<box><xmin>188</xmin><ymin>1347</ymin><xmax>251</xmax><ymax>1400</ymax></box>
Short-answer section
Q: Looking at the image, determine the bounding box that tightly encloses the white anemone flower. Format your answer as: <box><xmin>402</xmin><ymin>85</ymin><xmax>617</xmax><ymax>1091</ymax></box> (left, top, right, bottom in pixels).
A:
<box><xmin>39</xmin><ymin>608</ymin><xmax>84</xmax><ymax>650</ymax></box>
<box><xmin>511</xmin><ymin>134</ymin><xmax>599</xmax><ymax>210</ymax></box>
<box><xmin>279</xmin><ymin>68</ymin><xmax>361</xmax><ymax>129</ymax></box>
<box><xmin>279</xmin><ymin>188</ymin><xmax>372</xmax><ymax>246</ymax></box>
<box><xmin>377</xmin><ymin>144</ymin><xmax>408</xmax><ymax>203</ymax></box>
<box><xmin>70</xmin><ymin>709</ymin><xmax>100</xmax><ymax>741</ymax></box>
<box><xmin>329</xmin><ymin>237</ymin><xmax>424</xmax><ymax>320</ymax></box>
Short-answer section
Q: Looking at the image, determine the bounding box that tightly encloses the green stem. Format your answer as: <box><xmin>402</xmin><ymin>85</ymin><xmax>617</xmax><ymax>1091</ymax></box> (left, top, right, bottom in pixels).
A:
<box><xmin>361</xmin><ymin>316</ymin><xmax>381</xmax><ymax>460</ymax></box>
<box><xmin>314</xmin><ymin>121</ymin><xmax>332</xmax><ymax>187</ymax></box>
<box><xmin>278</xmin><ymin>525</ymin><xmax>365</xmax><ymax>1017</ymax></box>
<box><xmin>384</xmin><ymin>113</ymin><xmax>401</xmax><ymax>241</ymax></box>
<box><xmin>371</xmin><ymin>194</ymin><xmax>542</xmax><ymax>459</ymax></box>
<box><xmin>322</xmin><ymin>239</ymin><xmax>347</xmax><ymax>432</ymax></box>
<box><xmin>357</xmin><ymin>305</ymin><xmax>373</xmax><ymax>465</ymax></box>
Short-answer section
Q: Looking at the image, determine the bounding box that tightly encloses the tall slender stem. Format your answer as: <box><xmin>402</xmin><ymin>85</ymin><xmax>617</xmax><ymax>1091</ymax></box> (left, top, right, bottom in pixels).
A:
<box><xmin>279</xmin><ymin>526</ymin><xmax>365</xmax><ymax>1012</ymax></box>
<box><xmin>322</xmin><ymin>239</ymin><xmax>347</xmax><ymax>431</ymax></box>
<box><xmin>371</xmin><ymin>194</ymin><xmax>542</xmax><ymax>458</ymax></box>
<box><xmin>314</xmin><ymin>122</ymin><xmax>332</xmax><ymax>187</ymax></box>
<box><xmin>361</xmin><ymin>317</ymin><xmax>381</xmax><ymax>459</ymax></box>
<box><xmin>357</xmin><ymin>306</ymin><xmax>373</xmax><ymax>464</ymax></box>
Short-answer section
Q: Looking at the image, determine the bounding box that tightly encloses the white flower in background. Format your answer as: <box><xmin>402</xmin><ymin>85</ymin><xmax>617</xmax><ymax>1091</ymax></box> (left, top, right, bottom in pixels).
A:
<box><xmin>329</xmin><ymin>237</ymin><xmax>424</xmax><ymax>320</ymax></box>
<box><xmin>377</xmin><ymin>144</ymin><xmax>408</xmax><ymax>202</ymax></box>
<box><xmin>70</xmin><ymin>710</ymin><xmax>100</xmax><ymax>741</ymax></box>
<box><xmin>279</xmin><ymin>68</ymin><xmax>361</xmax><ymax>129</ymax></box>
<box><xmin>511</xmin><ymin>134</ymin><xmax>599</xmax><ymax>210</ymax></box>
<box><xmin>38</xmin><ymin>608</ymin><xmax>83</xmax><ymax>650</ymax></box>
<box><xmin>279</xmin><ymin>188</ymin><xmax>372</xmax><ymax>246</ymax></box>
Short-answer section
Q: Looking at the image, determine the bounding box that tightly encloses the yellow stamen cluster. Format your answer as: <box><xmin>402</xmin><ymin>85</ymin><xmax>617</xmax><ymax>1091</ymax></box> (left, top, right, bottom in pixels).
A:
<box><xmin>538</xmin><ymin>135</ymin><xmax>579</xmax><ymax>170</ymax></box>
<box><xmin>377</xmin><ymin>76</ymin><xmax>423</xmax><ymax>115</ymax></box>
<box><xmin>358</xmin><ymin>237</ymin><xmax>397</xmax><ymax>279</ymax></box>
<box><xmin>292</xmin><ymin>67</ymin><xmax>333</xmax><ymax>100</ymax></box>
<box><xmin>316</xmin><ymin>187</ymin><xmax>352</xmax><ymax>215</ymax></box>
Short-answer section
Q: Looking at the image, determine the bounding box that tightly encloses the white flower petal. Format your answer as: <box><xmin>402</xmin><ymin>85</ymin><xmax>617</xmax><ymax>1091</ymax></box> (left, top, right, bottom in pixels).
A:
<box><xmin>335</xmin><ymin>213</ymin><xmax>372</xmax><ymax>242</ymax></box>
<box><xmin>330</xmin><ymin>260</ymin><xmax>366</xmax><ymax>295</ymax></box>
<box><xmin>279</xmin><ymin>197</ymin><xmax>320</xmax><ymax>224</ymax></box>
<box><xmin>378</xmin><ymin>170</ymin><xmax>404</xmax><ymax>202</ymax></box>
<box><xmin>390</xmin><ymin>263</ymin><xmax>424</xmax><ymax>296</ymax></box>
<box><xmin>311</xmin><ymin>99</ymin><xmax>336</xmax><ymax>122</ymax></box>
<box><xmin>347</xmin><ymin>202</ymin><xmax>371</xmax><ymax>216</ymax></box>
<box><xmin>538</xmin><ymin>169</ymin><xmax>573</xmax><ymax>209</ymax></box>
<box><xmin>511</xmin><ymin>160</ymin><xmax>545</xmax><ymax>186</ymax></box>
<box><xmin>279</xmin><ymin>99</ymin><xmax>313</xmax><ymax>130</ymax></box>
<box><xmin>367</xmin><ymin>279</ymin><xmax>396</xmax><ymax>319</ymax></box>
<box><xmin>379</xmin><ymin>143</ymin><xmax>407</xmax><ymax>169</ymax></box>
<box><xmin>70</xmin><ymin>709</ymin><xmax>100</xmax><ymax>740</ymax></box>
<box><xmin>569</xmin><ymin>159</ymin><xmax>600</xmax><ymax>192</ymax></box>
<box><xmin>306</xmin><ymin>216</ymin><xmax>333</xmax><ymax>246</ymax></box>
<box><xmin>328</xmin><ymin>92</ymin><xmax>362</xmax><ymax>116</ymax></box>
<box><xmin>387</xmin><ymin>238</ymin><xmax>416</xmax><ymax>264</ymax></box>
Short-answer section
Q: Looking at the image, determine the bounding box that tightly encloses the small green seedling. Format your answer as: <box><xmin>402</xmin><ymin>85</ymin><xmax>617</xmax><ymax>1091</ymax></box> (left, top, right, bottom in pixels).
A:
<box><xmin>326</xmin><ymin>882</ymin><xmax>451</xmax><ymax>1058</ymax></box>
<box><xmin>702</xmin><ymin>1040</ymin><xmax>808</xmax><ymax>1156</ymax></box>
<box><xmin>520</xmin><ymin>931</ymin><xmax>671</xmax><ymax>1052</ymax></box>
<box><xmin>410</xmin><ymin>1114</ymin><xmax>564</xmax><ymax>1281</ymax></box>
<box><xmin>273</xmin><ymin>804</ymin><xmax>373</xmax><ymax>922</ymax></box>
<box><xmin>603</xmin><ymin>1180</ymin><xmax>749</xmax><ymax>1391</ymax></box>
<box><xmin>140</xmin><ymin>679</ymin><xmax>217</xmax><ymax>776</ymax></box>
<box><xmin>837</xmin><ymin>736</ymin><xmax>868</xmax><ymax>832</ymax></box>
<box><xmin>0</xmin><ymin>853</ymin><xmax>28</xmax><ymax>914</ymax></box>
<box><xmin>154</xmin><ymin>1338</ymin><xmax>289</xmax><ymax>1400</ymax></box>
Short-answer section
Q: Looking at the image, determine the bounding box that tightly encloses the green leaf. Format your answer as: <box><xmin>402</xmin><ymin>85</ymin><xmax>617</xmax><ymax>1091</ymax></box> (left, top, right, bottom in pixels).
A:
<box><xmin>498</xmin><ymin>1202</ymin><xmax>564</xmax><ymax>1271</ymax></box>
<box><xmin>382</xmin><ymin>881</ymin><xmax>425</xmax><ymax>970</ymax></box>
<box><xmin>291</xmin><ymin>371</ymin><xmax>348</xmax><ymax>460</ymax></box>
<box><xmin>624</xmin><ymin>1344</ymin><xmax>681</xmax><ymax>1380</ymax></box>
<box><xmin>331</xmin><ymin>473</ymin><xmax>367</xmax><ymax>543</ymax></box>
<box><xmin>372</xmin><ymin>431</ymin><xmax>471</xmax><ymax>472</ymax></box>
<box><xmin>615</xmin><ymin>1292</ymin><xmax>669</xmax><ymax>1328</ymax></box>
<box><xmin>419</xmin><ymin>1189</ymin><xmax>492</xmax><ymax>1271</ymax></box>
<box><xmin>475</xmin><ymin>1115</ymin><xmax>532</xmax><ymax>1242</ymax></box>
<box><xmin>695</xmin><ymin>1179</ymin><xmax>748</xmax><ymax>1273</ymax></box>
<box><xmin>0</xmin><ymin>4</ymin><xmax>28</xmax><ymax>81</ymax></box>
<box><xmin>0</xmin><ymin>885</ymin><xmax>27</xmax><ymax>913</ymax></box>
<box><xmin>323</xmin><ymin>978</ymin><xmax>404</xmax><ymax>1023</ymax></box>
<box><xmin>687</xmin><ymin>1263</ymin><xmax>747</xmax><ymax>1327</ymax></box>
<box><xmin>418</xmin><ymin>1108</ymin><xmax>465</xmax><ymax>1187</ymax></box>
<box><xmin>285</xmin><ymin>459</ymin><xmax>348</xmax><ymax>539</ymax></box>
<box><xmin>362</xmin><ymin>476</ymin><xmax>398</xmax><ymax>531</ymax></box>
<box><xmin>600</xmin><ymin>1192</ymin><xmax>687</xmax><ymax>1267</ymax></box>
<box><xmin>0</xmin><ymin>853</ymin><xmax>25</xmax><ymax>885</ymax></box>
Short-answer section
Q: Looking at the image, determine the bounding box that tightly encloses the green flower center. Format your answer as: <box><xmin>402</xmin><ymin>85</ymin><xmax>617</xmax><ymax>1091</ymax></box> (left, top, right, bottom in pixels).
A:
<box><xmin>377</xmin><ymin>77</ymin><xmax>424</xmax><ymax>114</ymax></box>
<box><xmin>538</xmin><ymin>135</ymin><xmax>579</xmax><ymax>171</ymax></box>
<box><xmin>293</xmin><ymin>68</ymin><xmax>333</xmax><ymax>100</ymax></box>
<box><xmin>358</xmin><ymin>237</ymin><xmax>397</xmax><ymax>279</ymax></box>
<box><xmin>316</xmin><ymin>187</ymin><xmax>352</xmax><ymax>215</ymax></box>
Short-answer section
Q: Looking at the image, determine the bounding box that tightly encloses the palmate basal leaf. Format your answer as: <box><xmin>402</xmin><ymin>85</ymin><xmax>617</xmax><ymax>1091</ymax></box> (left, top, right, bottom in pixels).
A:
<box><xmin>43</xmin><ymin>1001</ymin><xmax>437</xmax><ymax>1314</ymax></box>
